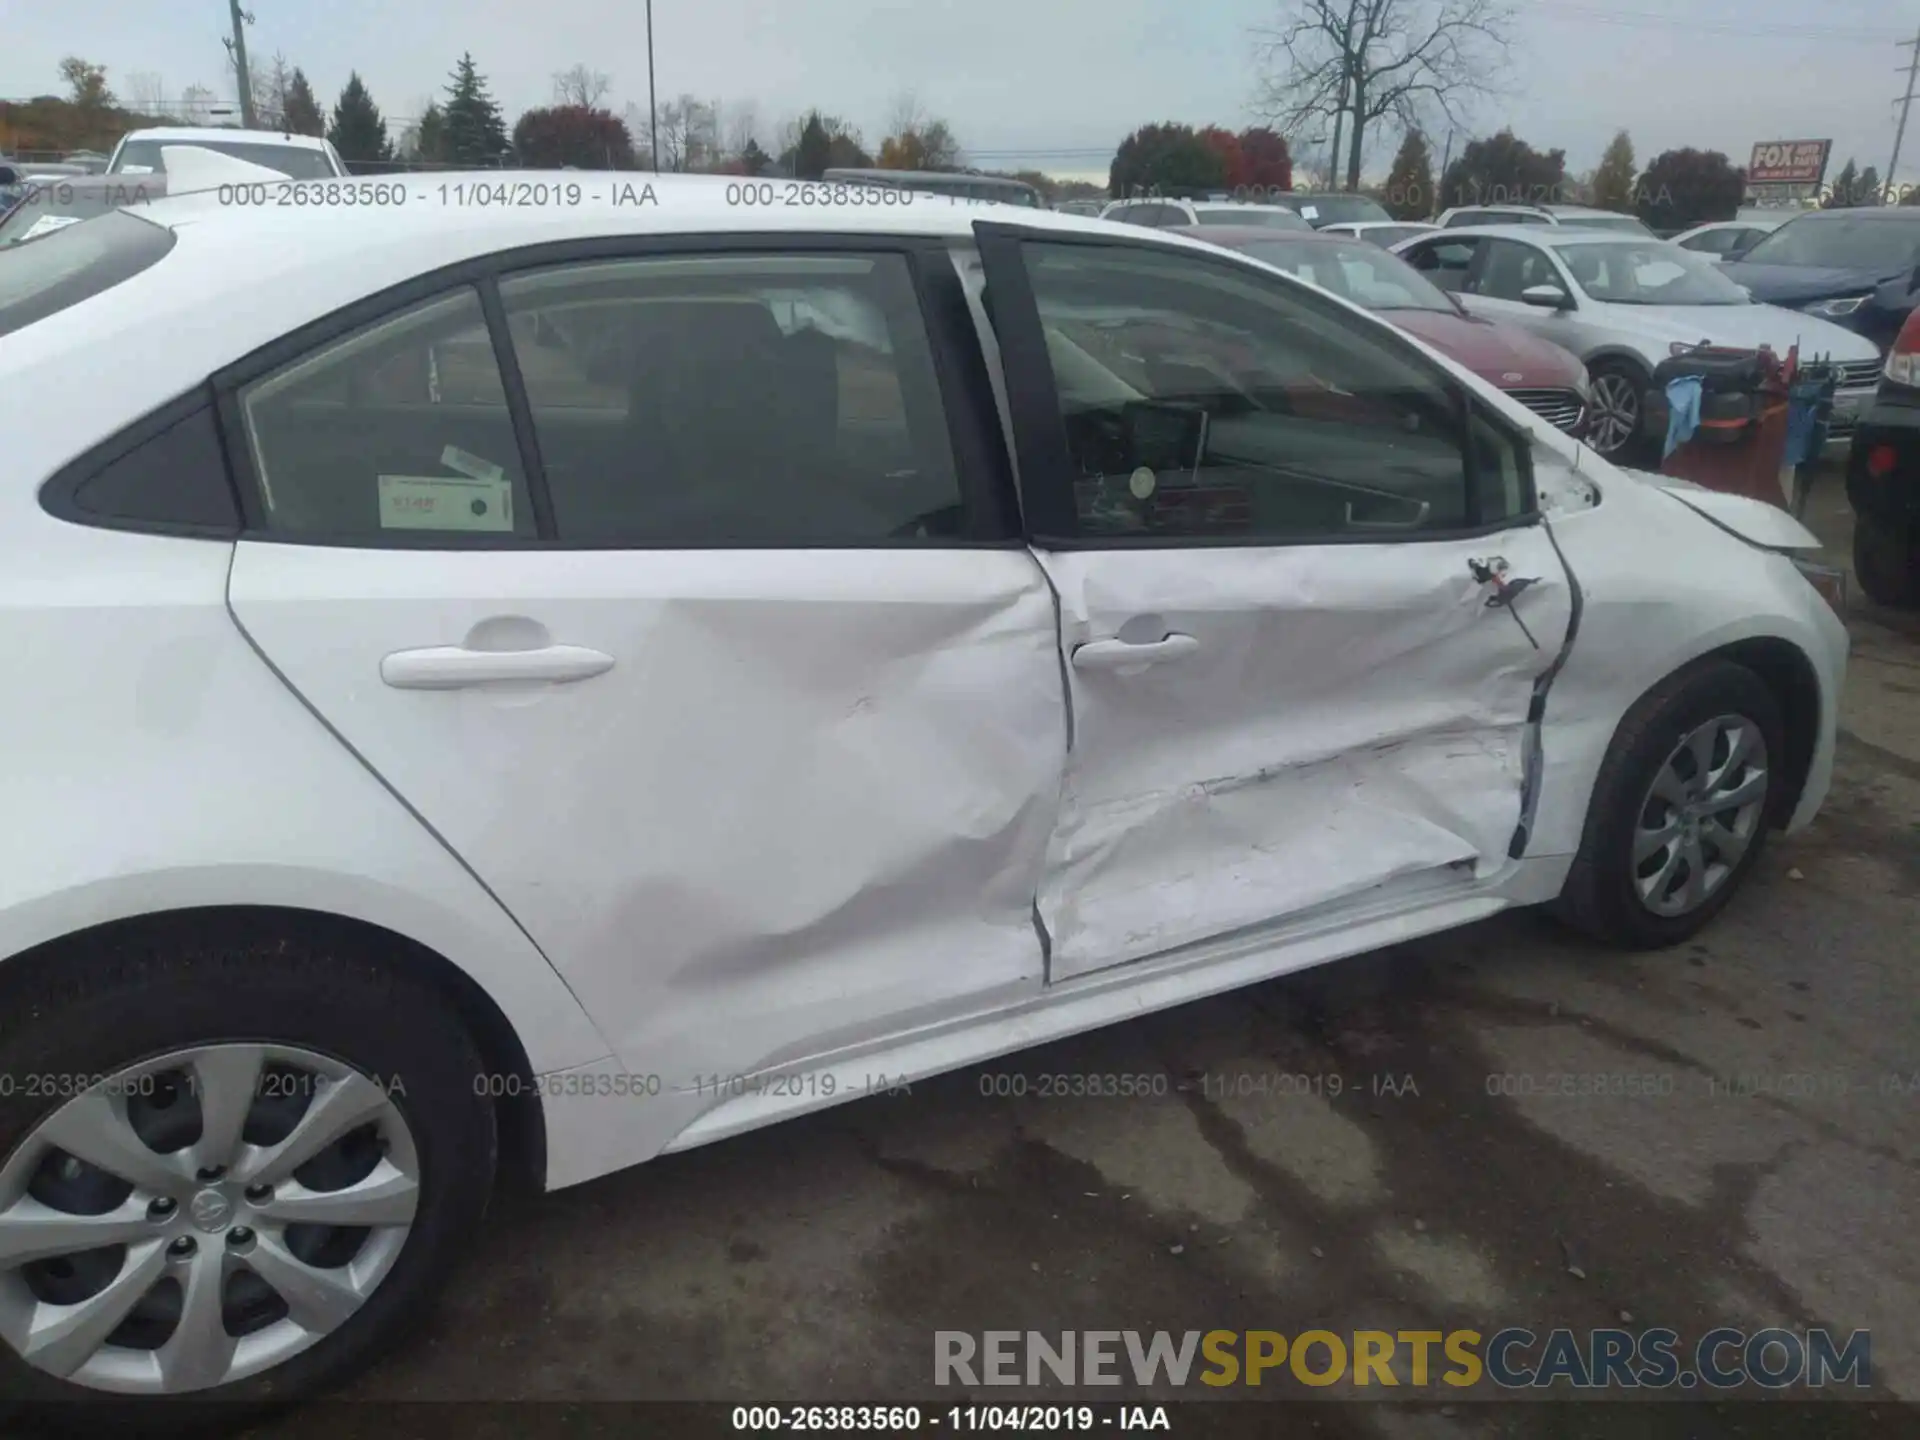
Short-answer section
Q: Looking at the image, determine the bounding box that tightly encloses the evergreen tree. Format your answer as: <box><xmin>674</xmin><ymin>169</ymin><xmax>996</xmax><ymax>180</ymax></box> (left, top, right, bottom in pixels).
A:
<box><xmin>1857</xmin><ymin>165</ymin><xmax>1884</xmax><ymax>207</ymax></box>
<box><xmin>282</xmin><ymin>67</ymin><xmax>325</xmax><ymax>137</ymax></box>
<box><xmin>442</xmin><ymin>53</ymin><xmax>510</xmax><ymax>166</ymax></box>
<box><xmin>794</xmin><ymin>113</ymin><xmax>832</xmax><ymax>179</ymax></box>
<box><xmin>326</xmin><ymin>73</ymin><xmax>394</xmax><ymax>170</ymax></box>
<box><xmin>1592</xmin><ymin>130</ymin><xmax>1636</xmax><ymax>212</ymax></box>
<box><xmin>1825</xmin><ymin>158</ymin><xmax>1859</xmax><ymax>208</ymax></box>
<box><xmin>1382</xmin><ymin>129</ymin><xmax>1434</xmax><ymax>220</ymax></box>
<box><xmin>414</xmin><ymin>102</ymin><xmax>448</xmax><ymax>163</ymax></box>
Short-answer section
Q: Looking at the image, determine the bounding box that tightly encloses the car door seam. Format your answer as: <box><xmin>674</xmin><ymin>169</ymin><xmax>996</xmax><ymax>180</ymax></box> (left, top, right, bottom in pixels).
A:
<box><xmin>1509</xmin><ymin>517</ymin><xmax>1584</xmax><ymax>859</ymax></box>
<box><xmin>220</xmin><ymin>556</ymin><xmax>611</xmax><ymax>1047</ymax></box>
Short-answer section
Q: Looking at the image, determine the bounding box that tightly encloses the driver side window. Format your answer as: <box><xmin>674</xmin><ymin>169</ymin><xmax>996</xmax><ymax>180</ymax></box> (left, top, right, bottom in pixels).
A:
<box><xmin>1018</xmin><ymin>241</ymin><xmax>1532</xmax><ymax>542</ymax></box>
<box><xmin>1471</xmin><ymin>239</ymin><xmax>1560</xmax><ymax>301</ymax></box>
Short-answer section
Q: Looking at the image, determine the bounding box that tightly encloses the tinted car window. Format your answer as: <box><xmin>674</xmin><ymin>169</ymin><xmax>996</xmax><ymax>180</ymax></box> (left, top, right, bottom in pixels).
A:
<box><xmin>1194</xmin><ymin>208</ymin><xmax>1310</xmax><ymax>230</ymax></box>
<box><xmin>1404</xmin><ymin>238</ymin><xmax>1480</xmax><ymax>291</ymax></box>
<box><xmin>0</xmin><ymin>179</ymin><xmax>161</xmax><ymax>247</ymax></box>
<box><xmin>1737</xmin><ymin>214</ymin><xmax>1920</xmax><ymax>271</ymax></box>
<box><xmin>0</xmin><ymin>209</ymin><xmax>176</xmax><ymax>339</ymax></box>
<box><xmin>1471</xmin><ymin>239</ymin><xmax>1564</xmax><ymax>301</ymax></box>
<box><xmin>1237</xmin><ymin>239</ymin><xmax>1458</xmax><ymax>313</ymax></box>
<box><xmin>43</xmin><ymin>399</ymin><xmax>240</xmax><ymax>537</ymax></box>
<box><xmin>498</xmin><ymin>252</ymin><xmax>965</xmax><ymax>545</ymax></box>
<box><xmin>237</xmin><ymin>287</ymin><xmax>536</xmax><ymax>540</ymax></box>
<box><xmin>1018</xmin><ymin>241</ymin><xmax>1527</xmax><ymax>540</ymax></box>
<box><xmin>113</xmin><ymin>139</ymin><xmax>338</xmax><ymax>179</ymax></box>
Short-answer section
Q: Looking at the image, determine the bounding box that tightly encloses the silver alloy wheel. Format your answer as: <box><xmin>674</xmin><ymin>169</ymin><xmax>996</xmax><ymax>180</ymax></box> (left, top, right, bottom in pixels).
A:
<box><xmin>0</xmin><ymin>1044</ymin><xmax>418</xmax><ymax>1395</ymax></box>
<box><xmin>1633</xmin><ymin>713</ymin><xmax>1770</xmax><ymax>918</ymax></box>
<box><xmin>1586</xmin><ymin>370</ymin><xmax>1641</xmax><ymax>457</ymax></box>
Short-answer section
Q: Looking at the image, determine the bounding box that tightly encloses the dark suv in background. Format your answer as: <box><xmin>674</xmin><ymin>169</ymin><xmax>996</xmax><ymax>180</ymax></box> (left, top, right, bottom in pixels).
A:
<box><xmin>1723</xmin><ymin>208</ymin><xmax>1920</xmax><ymax>354</ymax></box>
<box><xmin>1848</xmin><ymin>306</ymin><xmax>1920</xmax><ymax>607</ymax></box>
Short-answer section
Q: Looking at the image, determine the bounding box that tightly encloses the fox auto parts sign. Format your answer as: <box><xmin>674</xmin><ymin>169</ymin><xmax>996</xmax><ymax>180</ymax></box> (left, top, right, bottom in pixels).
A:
<box><xmin>1748</xmin><ymin>140</ymin><xmax>1831</xmax><ymax>186</ymax></box>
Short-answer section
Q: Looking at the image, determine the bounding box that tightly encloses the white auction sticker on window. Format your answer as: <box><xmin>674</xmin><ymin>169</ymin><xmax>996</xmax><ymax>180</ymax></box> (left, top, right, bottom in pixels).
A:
<box><xmin>1299</xmin><ymin>204</ymin><xmax>1320</xmax><ymax>220</ymax></box>
<box><xmin>19</xmin><ymin>214</ymin><xmax>84</xmax><ymax>242</ymax></box>
<box><xmin>378</xmin><ymin>474</ymin><xmax>514</xmax><ymax>531</ymax></box>
<box><xmin>440</xmin><ymin>444</ymin><xmax>506</xmax><ymax>483</ymax></box>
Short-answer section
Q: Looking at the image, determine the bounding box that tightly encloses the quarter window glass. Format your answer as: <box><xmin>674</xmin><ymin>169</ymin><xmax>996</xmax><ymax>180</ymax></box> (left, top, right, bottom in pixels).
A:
<box><xmin>238</xmin><ymin>287</ymin><xmax>535</xmax><ymax>540</ymax></box>
<box><xmin>1019</xmin><ymin>241</ymin><xmax>1525</xmax><ymax>541</ymax></box>
<box><xmin>498</xmin><ymin>251</ymin><xmax>964</xmax><ymax>544</ymax></box>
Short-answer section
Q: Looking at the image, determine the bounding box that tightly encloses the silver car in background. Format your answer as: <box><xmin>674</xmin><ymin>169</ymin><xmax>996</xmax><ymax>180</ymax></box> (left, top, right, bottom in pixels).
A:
<box><xmin>1393</xmin><ymin>225</ymin><xmax>1884</xmax><ymax>458</ymax></box>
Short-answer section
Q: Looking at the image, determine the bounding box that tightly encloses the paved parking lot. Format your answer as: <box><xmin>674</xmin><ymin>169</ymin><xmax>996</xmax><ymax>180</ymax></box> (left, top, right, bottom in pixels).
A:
<box><xmin>259</xmin><ymin>472</ymin><xmax>1919</xmax><ymax>1438</ymax></box>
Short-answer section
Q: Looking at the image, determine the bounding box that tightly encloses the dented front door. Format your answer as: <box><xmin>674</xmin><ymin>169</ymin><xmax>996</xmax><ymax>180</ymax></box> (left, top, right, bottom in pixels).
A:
<box><xmin>969</xmin><ymin>224</ymin><xmax>1575</xmax><ymax>980</ymax></box>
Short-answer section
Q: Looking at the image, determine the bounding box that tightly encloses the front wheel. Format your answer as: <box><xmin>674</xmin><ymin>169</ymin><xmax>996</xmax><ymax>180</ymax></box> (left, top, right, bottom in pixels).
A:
<box><xmin>1555</xmin><ymin>660</ymin><xmax>1785</xmax><ymax>949</ymax></box>
<box><xmin>1852</xmin><ymin>514</ymin><xmax>1920</xmax><ymax>609</ymax></box>
<box><xmin>1584</xmin><ymin>360</ymin><xmax>1649</xmax><ymax>463</ymax></box>
<box><xmin>0</xmin><ymin>933</ymin><xmax>496</xmax><ymax>1424</ymax></box>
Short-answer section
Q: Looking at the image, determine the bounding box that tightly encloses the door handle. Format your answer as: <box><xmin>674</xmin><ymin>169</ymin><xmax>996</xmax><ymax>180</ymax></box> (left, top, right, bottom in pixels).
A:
<box><xmin>380</xmin><ymin>644</ymin><xmax>615</xmax><ymax>690</ymax></box>
<box><xmin>1071</xmin><ymin>633</ymin><xmax>1201</xmax><ymax>672</ymax></box>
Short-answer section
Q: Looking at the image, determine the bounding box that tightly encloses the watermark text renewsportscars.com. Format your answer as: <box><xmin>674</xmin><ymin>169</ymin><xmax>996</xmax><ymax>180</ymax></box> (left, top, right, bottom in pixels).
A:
<box><xmin>935</xmin><ymin>1328</ymin><xmax>1871</xmax><ymax>1391</ymax></box>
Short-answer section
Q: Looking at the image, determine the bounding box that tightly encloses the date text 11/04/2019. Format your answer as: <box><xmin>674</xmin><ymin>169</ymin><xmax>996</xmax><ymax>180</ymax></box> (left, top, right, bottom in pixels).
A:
<box><xmin>729</xmin><ymin>1406</ymin><xmax>1172</xmax><ymax>1432</ymax></box>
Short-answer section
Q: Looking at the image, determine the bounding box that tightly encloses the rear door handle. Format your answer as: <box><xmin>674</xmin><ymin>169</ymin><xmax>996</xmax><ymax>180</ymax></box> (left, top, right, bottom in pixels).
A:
<box><xmin>1071</xmin><ymin>633</ymin><xmax>1201</xmax><ymax>672</ymax></box>
<box><xmin>380</xmin><ymin>644</ymin><xmax>615</xmax><ymax>690</ymax></box>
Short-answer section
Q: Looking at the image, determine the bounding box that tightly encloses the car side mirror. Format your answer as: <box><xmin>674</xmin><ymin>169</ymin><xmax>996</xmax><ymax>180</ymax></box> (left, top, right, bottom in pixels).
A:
<box><xmin>1521</xmin><ymin>284</ymin><xmax>1573</xmax><ymax>311</ymax></box>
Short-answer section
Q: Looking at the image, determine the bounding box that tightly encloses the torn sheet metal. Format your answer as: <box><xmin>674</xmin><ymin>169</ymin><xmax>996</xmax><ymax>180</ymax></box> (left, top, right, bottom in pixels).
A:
<box><xmin>1033</xmin><ymin>528</ymin><xmax>1574</xmax><ymax>979</ymax></box>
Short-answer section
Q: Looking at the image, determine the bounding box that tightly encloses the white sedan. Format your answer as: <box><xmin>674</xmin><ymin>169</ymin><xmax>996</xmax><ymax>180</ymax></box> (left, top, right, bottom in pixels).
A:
<box><xmin>0</xmin><ymin>177</ymin><xmax>1847</xmax><ymax>1414</ymax></box>
<box><xmin>1392</xmin><ymin>225</ymin><xmax>1884</xmax><ymax>459</ymax></box>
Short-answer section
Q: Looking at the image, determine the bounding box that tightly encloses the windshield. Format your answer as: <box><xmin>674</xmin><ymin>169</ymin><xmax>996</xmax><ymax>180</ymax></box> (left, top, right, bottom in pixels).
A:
<box><xmin>1560</xmin><ymin>214</ymin><xmax>1653</xmax><ymax>236</ymax></box>
<box><xmin>1194</xmin><ymin>208</ymin><xmax>1309</xmax><ymax>229</ymax></box>
<box><xmin>111</xmin><ymin>139</ymin><xmax>338</xmax><ymax>179</ymax></box>
<box><xmin>1737</xmin><ymin>215</ymin><xmax>1920</xmax><ymax>272</ymax></box>
<box><xmin>1237</xmin><ymin>238</ymin><xmax>1460</xmax><ymax>313</ymax></box>
<box><xmin>1286</xmin><ymin>195</ymin><xmax>1391</xmax><ymax>225</ymax></box>
<box><xmin>0</xmin><ymin>180</ymin><xmax>161</xmax><ymax>247</ymax></box>
<box><xmin>1556</xmin><ymin>240</ymin><xmax>1748</xmax><ymax>305</ymax></box>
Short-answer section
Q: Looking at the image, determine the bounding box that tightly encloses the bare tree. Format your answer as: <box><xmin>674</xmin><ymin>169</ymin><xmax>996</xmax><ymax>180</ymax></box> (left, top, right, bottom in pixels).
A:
<box><xmin>124</xmin><ymin>71</ymin><xmax>168</xmax><ymax>116</ymax></box>
<box><xmin>254</xmin><ymin>52</ymin><xmax>295</xmax><ymax>128</ymax></box>
<box><xmin>885</xmin><ymin>90</ymin><xmax>928</xmax><ymax>142</ymax></box>
<box><xmin>553</xmin><ymin>64</ymin><xmax>612</xmax><ymax>109</ymax></box>
<box><xmin>1253</xmin><ymin>0</ymin><xmax>1514</xmax><ymax>191</ymax></box>
<box><xmin>723</xmin><ymin>100</ymin><xmax>762</xmax><ymax>162</ymax></box>
<box><xmin>177</xmin><ymin>83</ymin><xmax>218</xmax><ymax>124</ymax></box>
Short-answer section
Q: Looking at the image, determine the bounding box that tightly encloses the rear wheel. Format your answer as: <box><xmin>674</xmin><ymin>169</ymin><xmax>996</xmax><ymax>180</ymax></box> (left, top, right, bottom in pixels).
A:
<box><xmin>1852</xmin><ymin>514</ymin><xmax>1920</xmax><ymax>609</ymax></box>
<box><xmin>0</xmin><ymin>933</ymin><xmax>495</xmax><ymax>1427</ymax></box>
<box><xmin>1556</xmin><ymin>660</ymin><xmax>1784</xmax><ymax>949</ymax></box>
<box><xmin>1585</xmin><ymin>359</ymin><xmax>1649</xmax><ymax>463</ymax></box>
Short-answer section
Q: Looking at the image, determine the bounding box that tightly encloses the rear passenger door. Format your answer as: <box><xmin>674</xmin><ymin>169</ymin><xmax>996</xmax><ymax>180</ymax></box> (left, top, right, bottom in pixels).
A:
<box><xmin>220</xmin><ymin>238</ymin><xmax>1066</xmax><ymax>1143</ymax></box>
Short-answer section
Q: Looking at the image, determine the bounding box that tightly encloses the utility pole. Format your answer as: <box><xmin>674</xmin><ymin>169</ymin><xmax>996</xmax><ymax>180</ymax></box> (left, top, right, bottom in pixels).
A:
<box><xmin>646</xmin><ymin>0</ymin><xmax>660</xmax><ymax>173</ymax></box>
<box><xmin>224</xmin><ymin>0</ymin><xmax>257</xmax><ymax>128</ymax></box>
<box><xmin>1437</xmin><ymin>128</ymin><xmax>1455</xmax><ymax>217</ymax></box>
<box><xmin>1891</xmin><ymin>26</ymin><xmax>1920</xmax><ymax>205</ymax></box>
<box><xmin>1326</xmin><ymin>69</ymin><xmax>1348</xmax><ymax>192</ymax></box>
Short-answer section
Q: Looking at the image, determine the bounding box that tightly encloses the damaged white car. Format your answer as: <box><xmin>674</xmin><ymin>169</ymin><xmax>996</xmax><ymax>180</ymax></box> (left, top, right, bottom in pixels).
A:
<box><xmin>0</xmin><ymin>179</ymin><xmax>1846</xmax><ymax>1413</ymax></box>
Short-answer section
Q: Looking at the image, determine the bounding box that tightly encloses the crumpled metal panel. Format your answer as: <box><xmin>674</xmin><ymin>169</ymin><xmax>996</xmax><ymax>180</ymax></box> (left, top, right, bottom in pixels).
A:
<box><xmin>1034</xmin><ymin>533</ymin><xmax>1573</xmax><ymax>977</ymax></box>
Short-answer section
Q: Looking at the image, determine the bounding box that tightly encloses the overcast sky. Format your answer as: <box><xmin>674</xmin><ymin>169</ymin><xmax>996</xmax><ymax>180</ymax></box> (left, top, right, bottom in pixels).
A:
<box><xmin>1</xmin><ymin>0</ymin><xmax>1913</xmax><ymax>187</ymax></box>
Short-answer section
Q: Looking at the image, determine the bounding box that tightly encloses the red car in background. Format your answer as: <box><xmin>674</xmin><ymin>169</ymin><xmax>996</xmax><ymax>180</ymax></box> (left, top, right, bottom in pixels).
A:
<box><xmin>1170</xmin><ymin>224</ymin><xmax>1594</xmax><ymax>437</ymax></box>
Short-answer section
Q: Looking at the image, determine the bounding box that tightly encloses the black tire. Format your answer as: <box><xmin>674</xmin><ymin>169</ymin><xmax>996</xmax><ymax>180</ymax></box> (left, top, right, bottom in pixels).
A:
<box><xmin>1852</xmin><ymin>514</ymin><xmax>1920</xmax><ymax>610</ymax></box>
<box><xmin>0</xmin><ymin>927</ymin><xmax>496</xmax><ymax>1434</ymax></box>
<box><xmin>1554</xmin><ymin>659</ymin><xmax>1786</xmax><ymax>950</ymax></box>
<box><xmin>1585</xmin><ymin>357</ymin><xmax>1652</xmax><ymax>465</ymax></box>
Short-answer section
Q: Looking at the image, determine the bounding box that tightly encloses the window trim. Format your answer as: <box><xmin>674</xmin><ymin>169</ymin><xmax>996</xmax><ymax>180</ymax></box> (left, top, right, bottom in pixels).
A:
<box><xmin>210</xmin><ymin>232</ymin><xmax>1025</xmax><ymax>551</ymax></box>
<box><xmin>971</xmin><ymin>219</ymin><xmax>1540</xmax><ymax>551</ymax></box>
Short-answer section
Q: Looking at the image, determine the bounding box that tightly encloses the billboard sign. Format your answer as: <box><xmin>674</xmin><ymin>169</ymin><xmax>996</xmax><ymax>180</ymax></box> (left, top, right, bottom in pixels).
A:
<box><xmin>1747</xmin><ymin>140</ymin><xmax>1832</xmax><ymax>186</ymax></box>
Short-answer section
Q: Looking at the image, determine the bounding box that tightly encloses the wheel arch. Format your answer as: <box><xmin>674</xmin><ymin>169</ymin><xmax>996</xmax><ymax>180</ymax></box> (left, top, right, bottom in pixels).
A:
<box><xmin>1709</xmin><ymin>635</ymin><xmax>1822</xmax><ymax>826</ymax></box>
<box><xmin>0</xmin><ymin>905</ymin><xmax>549</xmax><ymax>1197</ymax></box>
<box><xmin>1583</xmin><ymin>347</ymin><xmax>1654</xmax><ymax>381</ymax></box>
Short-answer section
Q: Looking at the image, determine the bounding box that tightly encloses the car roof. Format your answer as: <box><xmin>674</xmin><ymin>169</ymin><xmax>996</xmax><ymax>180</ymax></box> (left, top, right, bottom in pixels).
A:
<box><xmin>1780</xmin><ymin>206</ymin><xmax>1920</xmax><ymax>224</ymax></box>
<box><xmin>1166</xmin><ymin>223</ymin><xmax>1344</xmax><ymax>245</ymax></box>
<box><xmin>1410</xmin><ymin>224</ymin><xmax>1654</xmax><ymax>247</ymax></box>
<box><xmin>117</xmin><ymin>127</ymin><xmax>332</xmax><ymax>150</ymax></box>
